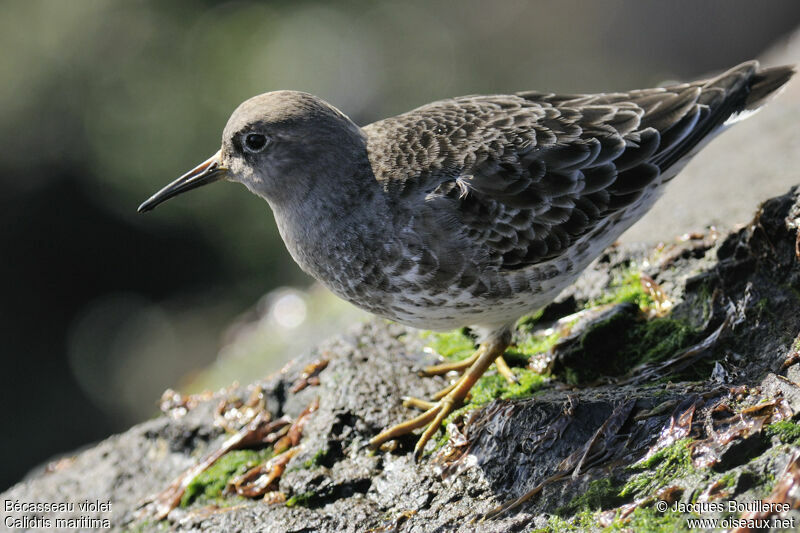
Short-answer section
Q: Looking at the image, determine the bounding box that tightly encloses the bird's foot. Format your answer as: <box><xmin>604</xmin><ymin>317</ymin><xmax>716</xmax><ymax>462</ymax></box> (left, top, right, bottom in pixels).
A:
<box><xmin>423</xmin><ymin>351</ymin><xmax>517</xmax><ymax>385</ymax></box>
<box><xmin>369</xmin><ymin>329</ymin><xmax>511</xmax><ymax>460</ymax></box>
<box><xmin>493</xmin><ymin>354</ymin><xmax>517</xmax><ymax>384</ymax></box>
<box><xmin>370</xmin><ymin>389</ymin><xmax>463</xmax><ymax>461</ymax></box>
<box><xmin>421</xmin><ymin>352</ymin><xmax>479</xmax><ymax>375</ymax></box>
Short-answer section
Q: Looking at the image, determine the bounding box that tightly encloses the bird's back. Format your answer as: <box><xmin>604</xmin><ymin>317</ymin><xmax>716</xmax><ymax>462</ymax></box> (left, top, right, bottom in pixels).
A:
<box><xmin>358</xmin><ymin>61</ymin><xmax>793</xmax><ymax>329</ymax></box>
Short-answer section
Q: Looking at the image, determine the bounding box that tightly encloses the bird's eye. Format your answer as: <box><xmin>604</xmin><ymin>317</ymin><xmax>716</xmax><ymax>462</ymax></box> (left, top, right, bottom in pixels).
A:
<box><xmin>243</xmin><ymin>133</ymin><xmax>269</xmax><ymax>153</ymax></box>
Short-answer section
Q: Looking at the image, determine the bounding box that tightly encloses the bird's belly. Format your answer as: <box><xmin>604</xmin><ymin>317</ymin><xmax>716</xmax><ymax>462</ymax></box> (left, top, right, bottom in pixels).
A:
<box><xmin>332</xmin><ymin>251</ymin><xmax>588</xmax><ymax>331</ymax></box>
<box><xmin>348</xmin><ymin>193</ymin><xmax>665</xmax><ymax>330</ymax></box>
<box><xmin>380</xmin><ymin>282</ymin><xmax>567</xmax><ymax>331</ymax></box>
<box><xmin>305</xmin><ymin>176</ymin><xmax>669</xmax><ymax>331</ymax></box>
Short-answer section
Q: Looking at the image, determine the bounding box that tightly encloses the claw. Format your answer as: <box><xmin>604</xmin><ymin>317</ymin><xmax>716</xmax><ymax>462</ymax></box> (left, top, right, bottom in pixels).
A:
<box><xmin>402</xmin><ymin>397</ymin><xmax>435</xmax><ymax>410</ymax></box>
<box><xmin>494</xmin><ymin>355</ymin><xmax>517</xmax><ymax>384</ymax></box>
<box><xmin>370</xmin><ymin>328</ymin><xmax>512</xmax><ymax>457</ymax></box>
<box><xmin>421</xmin><ymin>352</ymin><xmax>479</xmax><ymax>376</ymax></box>
<box><xmin>431</xmin><ymin>380</ymin><xmax>458</xmax><ymax>401</ymax></box>
<box><xmin>413</xmin><ymin>396</ymin><xmax>458</xmax><ymax>461</ymax></box>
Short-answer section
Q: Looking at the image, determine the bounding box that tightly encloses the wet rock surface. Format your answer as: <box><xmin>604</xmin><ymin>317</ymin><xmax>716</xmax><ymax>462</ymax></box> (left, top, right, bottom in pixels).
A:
<box><xmin>4</xmin><ymin>187</ymin><xmax>800</xmax><ymax>532</ymax></box>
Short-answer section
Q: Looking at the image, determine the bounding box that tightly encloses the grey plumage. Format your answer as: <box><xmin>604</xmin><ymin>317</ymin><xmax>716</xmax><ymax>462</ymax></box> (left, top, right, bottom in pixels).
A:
<box><xmin>140</xmin><ymin>61</ymin><xmax>794</xmax><ymax>330</ymax></box>
<box><xmin>139</xmin><ymin>60</ymin><xmax>794</xmax><ymax>457</ymax></box>
<box><xmin>207</xmin><ymin>61</ymin><xmax>793</xmax><ymax>331</ymax></box>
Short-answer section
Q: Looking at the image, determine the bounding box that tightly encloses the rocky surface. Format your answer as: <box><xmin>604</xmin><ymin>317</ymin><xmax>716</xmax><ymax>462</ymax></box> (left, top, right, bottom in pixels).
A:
<box><xmin>4</xmin><ymin>185</ymin><xmax>800</xmax><ymax>532</ymax></box>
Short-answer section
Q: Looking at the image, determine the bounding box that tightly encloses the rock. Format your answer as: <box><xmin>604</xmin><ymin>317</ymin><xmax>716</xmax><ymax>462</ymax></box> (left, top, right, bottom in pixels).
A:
<box><xmin>7</xmin><ymin>27</ymin><xmax>800</xmax><ymax>524</ymax></box>
<box><xmin>3</xmin><ymin>184</ymin><xmax>800</xmax><ymax>532</ymax></box>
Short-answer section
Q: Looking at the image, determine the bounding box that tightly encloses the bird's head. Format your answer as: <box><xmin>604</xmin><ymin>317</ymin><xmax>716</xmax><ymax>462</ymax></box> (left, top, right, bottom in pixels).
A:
<box><xmin>138</xmin><ymin>91</ymin><xmax>365</xmax><ymax>213</ymax></box>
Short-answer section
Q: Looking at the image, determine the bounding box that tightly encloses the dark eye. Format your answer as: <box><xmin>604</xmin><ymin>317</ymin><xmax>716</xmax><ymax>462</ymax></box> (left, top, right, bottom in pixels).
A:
<box><xmin>243</xmin><ymin>133</ymin><xmax>269</xmax><ymax>153</ymax></box>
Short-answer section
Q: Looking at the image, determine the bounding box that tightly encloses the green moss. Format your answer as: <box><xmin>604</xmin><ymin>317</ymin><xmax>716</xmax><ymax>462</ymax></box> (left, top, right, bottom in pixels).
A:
<box><xmin>285</xmin><ymin>491</ymin><xmax>317</xmax><ymax>507</ymax></box>
<box><xmin>530</xmin><ymin>510</ymin><xmax>598</xmax><ymax>532</ymax></box>
<box><xmin>620</xmin><ymin>439</ymin><xmax>695</xmax><ymax>498</ymax></box>
<box><xmin>756</xmin><ymin>471</ymin><xmax>778</xmax><ymax>496</ymax></box>
<box><xmin>441</xmin><ymin>368</ymin><xmax>548</xmax><ymax>429</ymax></box>
<box><xmin>502</xmin><ymin>348</ymin><xmax>535</xmax><ymax>367</ymax></box>
<box><xmin>556</xmin><ymin>478</ymin><xmax>625</xmax><ymax>516</ymax></box>
<box><xmin>715</xmin><ymin>471</ymin><xmax>738</xmax><ymax>490</ymax></box>
<box><xmin>531</xmin><ymin>513</ymin><xmax>584</xmax><ymax>532</ymax></box>
<box><xmin>535</xmin><ymin>506</ymin><xmax>692</xmax><ymax>533</ymax></box>
<box><xmin>474</xmin><ymin>368</ymin><xmax>546</xmax><ymax>403</ymax></box>
<box><xmin>433</xmin><ymin>426</ymin><xmax>453</xmax><ymax>451</ymax></box>
<box><xmin>424</xmin><ymin>321</ymin><xmax>553</xmax><ymax>434</ymax></box>
<box><xmin>695</xmin><ymin>282</ymin><xmax>715</xmax><ymax>324</ymax></box>
<box><xmin>505</xmin><ymin>370</ymin><xmax>548</xmax><ymax>399</ymax></box>
<box><xmin>424</xmin><ymin>314</ymin><xmax>562</xmax><ymax>368</ymax></box>
<box><xmin>516</xmin><ymin>308</ymin><xmax>545</xmax><ymax>330</ymax></box>
<box><xmin>516</xmin><ymin>327</ymin><xmax>563</xmax><ymax>357</ymax></box>
<box><xmin>588</xmin><ymin>267</ymin><xmax>655</xmax><ymax>311</ymax></box>
<box><xmin>565</xmin><ymin>266</ymin><xmax>703</xmax><ymax>383</ymax></box>
<box><xmin>563</xmin><ymin>368</ymin><xmax>580</xmax><ymax>386</ymax></box>
<box><xmin>754</xmin><ymin>298</ymin><xmax>774</xmax><ymax>320</ymax></box>
<box><xmin>560</xmin><ymin>311</ymin><xmax>699</xmax><ymax>384</ymax></box>
<box><xmin>302</xmin><ymin>448</ymin><xmax>329</xmax><ymax>469</ymax></box>
<box><xmin>180</xmin><ymin>448</ymin><xmax>274</xmax><ymax>507</ymax></box>
<box><xmin>625</xmin><ymin>317</ymin><xmax>697</xmax><ymax>367</ymax></box>
<box><xmin>765</xmin><ymin>420</ymin><xmax>800</xmax><ymax>445</ymax></box>
<box><xmin>422</xmin><ymin>329</ymin><xmax>475</xmax><ymax>361</ymax></box>
<box><xmin>604</xmin><ymin>506</ymin><xmax>692</xmax><ymax>533</ymax></box>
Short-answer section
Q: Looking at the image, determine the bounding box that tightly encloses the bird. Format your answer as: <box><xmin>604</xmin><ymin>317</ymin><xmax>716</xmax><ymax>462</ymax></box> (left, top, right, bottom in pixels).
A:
<box><xmin>139</xmin><ymin>60</ymin><xmax>794</xmax><ymax>460</ymax></box>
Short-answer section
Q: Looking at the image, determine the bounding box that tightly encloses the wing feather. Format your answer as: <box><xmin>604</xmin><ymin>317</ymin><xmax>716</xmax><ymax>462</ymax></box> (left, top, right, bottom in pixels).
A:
<box><xmin>363</xmin><ymin>61</ymin><xmax>790</xmax><ymax>274</ymax></box>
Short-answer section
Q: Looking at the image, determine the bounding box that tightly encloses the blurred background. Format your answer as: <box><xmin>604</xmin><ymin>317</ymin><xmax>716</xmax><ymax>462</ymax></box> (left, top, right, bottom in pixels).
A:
<box><xmin>2</xmin><ymin>0</ymin><xmax>799</xmax><ymax>491</ymax></box>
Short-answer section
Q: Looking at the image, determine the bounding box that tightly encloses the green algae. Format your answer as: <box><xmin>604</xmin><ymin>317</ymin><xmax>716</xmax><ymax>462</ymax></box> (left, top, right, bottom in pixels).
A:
<box><xmin>604</xmin><ymin>506</ymin><xmax>692</xmax><ymax>533</ymax></box>
<box><xmin>422</xmin><ymin>329</ymin><xmax>475</xmax><ymax>361</ymax></box>
<box><xmin>423</xmin><ymin>325</ymin><xmax>553</xmax><ymax>451</ymax></box>
<box><xmin>556</xmin><ymin>478</ymin><xmax>626</xmax><ymax>516</ymax></box>
<box><xmin>442</xmin><ymin>368</ymin><xmax>548</xmax><ymax>428</ymax></box>
<box><xmin>532</xmin><ymin>511</ymin><xmax>593</xmax><ymax>532</ymax></box>
<box><xmin>302</xmin><ymin>448</ymin><xmax>329</xmax><ymax>469</ymax></box>
<box><xmin>180</xmin><ymin>448</ymin><xmax>274</xmax><ymax>507</ymax></box>
<box><xmin>715</xmin><ymin>471</ymin><xmax>738</xmax><ymax>490</ymax></box>
<box><xmin>431</xmin><ymin>367</ymin><xmax>549</xmax><ymax>451</ymax></box>
<box><xmin>515</xmin><ymin>327</ymin><xmax>563</xmax><ymax>356</ymax></box>
<box><xmin>765</xmin><ymin>420</ymin><xmax>800</xmax><ymax>445</ymax></box>
<box><xmin>516</xmin><ymin>308</ymin><xmax>546</xmax><ymax>330</ymax></box>
<box><xmin>620</xmin><ymin>439</ymin><xmax>695</xmax><ymax>498</ymax></box>
<box><xmin>534</xmin><ymin>506</ymin><xmax>691</xmax><ymax>533</ymax></box>
<box><xmin>553</xmin><ymin>266</ymin><xmax>701</xmax><ymax>384</ymax></box>
<box><xmin>560</xmin><ymin>311</ymin><xmax>699</xmax><ymax>385</ymax></box>
<box><xmin>590</xmin><ymin>267</ymin><xmax>698</xmax><ymax>373</ymax></box>
<box><xmin>285</xmin><ymin>491</ymin><xmax>317</xmax><ymax>507</ymax></box>
<box><xmin>588</xmin><ymin>266</ymin><xmax>656</xmax><ymax>311</ymax></box>
<box><xmin>622</xmin><ymin>317</ymin><xmax>698</xmax><ymax>368</ymax></box>
<box><xmin>423</xmin><ymin>316</ymin><xmax>556</xmax><ymax>418</ymax></box>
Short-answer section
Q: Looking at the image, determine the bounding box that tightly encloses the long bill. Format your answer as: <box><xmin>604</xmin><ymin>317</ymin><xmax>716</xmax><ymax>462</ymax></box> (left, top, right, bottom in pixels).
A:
<box><xmin>138</xmin><ymin>151</ymin><xmax>227</xmax><ymax>213</ymax></box>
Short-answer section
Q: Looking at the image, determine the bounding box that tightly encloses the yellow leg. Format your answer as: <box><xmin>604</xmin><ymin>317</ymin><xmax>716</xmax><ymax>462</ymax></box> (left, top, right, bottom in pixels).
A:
<box><xmin>370</xmin><ymin>328</ymin><xmax>511</xmax><ymax>460</ymax></box>
<box><xmin>407</xmin><ymin>354</ymin><xmax>512</xmax><ymax>411</ymax></box>
<box><xmin>402</xmin><ymin>397</ymin><xmax>435</xmax><ymax>410</ymax></box>
<box><xmin>423</xmin><ymin>345</ymin><xmax>514</xmax><ymax>384</ymax></box>
<box><xmin>494</xmin><ymin>355</ymin><xmax>517</xmax><ymax>384</ymax></box>
<box><xmin>431</xmin><ymin>380</ymin><xmax>458</xmax><ymax>401</ymax></box>
<box><xmin>421</xmin><ymin>351</ymin><xmax>479</xmax><ymax>376</ymax></box>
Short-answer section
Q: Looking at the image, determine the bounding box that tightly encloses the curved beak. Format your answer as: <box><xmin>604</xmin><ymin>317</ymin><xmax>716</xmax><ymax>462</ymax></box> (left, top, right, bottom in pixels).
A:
<box><xmin>138</xmin><ymin>151</ymin><xmax>227</xmax><ymax>213</ymax></box>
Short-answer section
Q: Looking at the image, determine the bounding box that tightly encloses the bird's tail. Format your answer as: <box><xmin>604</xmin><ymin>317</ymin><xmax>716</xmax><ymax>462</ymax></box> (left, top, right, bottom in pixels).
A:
<box><xmin>701</xmin><ymin>61</ymin><xmax>795</xmax><ymax>126</ymax></box>
<box><xmin>645</xmin><ymin>61</ymin><xmax>793</xmax><ymax>172</ymax></box>
<box><xmin>742</xmin><ymin>63</ymin><xmax>795</xmax><ymax>110</ymax></box>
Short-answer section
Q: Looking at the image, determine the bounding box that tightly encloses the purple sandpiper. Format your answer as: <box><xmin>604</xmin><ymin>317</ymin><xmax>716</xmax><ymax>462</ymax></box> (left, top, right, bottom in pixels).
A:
<box><xmin>140</xmin><ymin>61</ymin><xmax>794</xmax><ymax>459</ymax></box>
